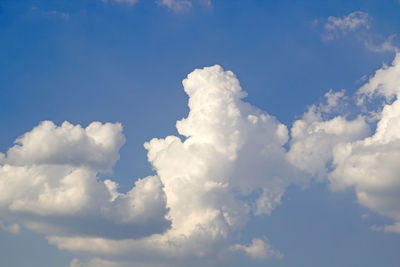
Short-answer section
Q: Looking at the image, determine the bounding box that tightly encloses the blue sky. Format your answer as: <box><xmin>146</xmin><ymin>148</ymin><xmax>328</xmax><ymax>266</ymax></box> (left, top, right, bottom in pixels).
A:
<box><xmin>1</xmin><ymin>0</ymin><xmax>400</xmax><ymax>266</ymax></box>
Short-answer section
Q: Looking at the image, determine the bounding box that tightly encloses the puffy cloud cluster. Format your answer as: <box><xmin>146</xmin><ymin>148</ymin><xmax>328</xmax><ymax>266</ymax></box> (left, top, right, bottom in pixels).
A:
<box><xmin>322</xmin><ymin>11</ymin><xmax>370</xmax><ymax>41</ymax></box>
<box><xmin>45</xmin><ymin>65</ymin><xmax>296</xmax><ymax>266</ymax></box>
<box><xmin>2</xmin><ymin>53</ymin><xmax>400</xmax><ymax>266</ymax></box>
<box><xmin>2</xmin><ymin>65</ymin><xmax>297</xmax><ymax>266</ymax></box>
<box><xmin>329</xmin><ymin>53</ymin><xmax>400</xmax><ymax>233</ymax></box>
<box><xmin>287</xmin><ymin>90</ymin><xmax>371</xmax><ymax>179</ymax></box>
<box><xmin>287</xmin><ymin>52</ymin><xmax>400</xmax><ymax>234</ymax></box>
<box><xmin>0</xmin><ymin>121</ymin><xmax>169</xmax><ymax>239</ymax></box>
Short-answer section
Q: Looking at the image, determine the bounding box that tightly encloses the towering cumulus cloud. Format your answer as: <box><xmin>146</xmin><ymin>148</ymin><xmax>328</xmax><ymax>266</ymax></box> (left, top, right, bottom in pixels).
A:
<box><xmin>1</xmin><ymin>54</ymin><xmax>400</xmax><ymax>266</ymax></box>
<box><xmin>47</xmin><ymin>65</ymin><xmax>296</xmax><ymax>266</ymax></box>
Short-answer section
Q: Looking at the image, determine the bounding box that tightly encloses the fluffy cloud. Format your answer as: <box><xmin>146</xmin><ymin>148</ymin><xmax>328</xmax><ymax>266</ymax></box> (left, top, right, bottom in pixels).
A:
<box><xmin>322</xmin><ymin>11</ymin><xmax>370</xmax><ymax>41</ymax></box>
<box><xmin>0</xmin><ymin>121</ymin><xmax>170</xmax><ymax>239</ymax></box>
<box><xmin>329</xmin><ymin>53</ymin><xmax>400</xmax><ymax>233</ymax></box>
<box><xmin>287</xmin><ymin>90</ymin><xmax>370</xmax><ymax>179</ymax></box>
<box><xmin>286</xmin><ymin>53</ymin><xmax>400</xmax><ymax>234</ymax></box>
<box><xmin>3</xmin><ymin>54</ymin><xmax>400</xmax><ymax>266</ymax></box>
<box><xmin>40</xmin><ymin>65</ymin><xmax>299</xmax><ymax>266</ymax></box>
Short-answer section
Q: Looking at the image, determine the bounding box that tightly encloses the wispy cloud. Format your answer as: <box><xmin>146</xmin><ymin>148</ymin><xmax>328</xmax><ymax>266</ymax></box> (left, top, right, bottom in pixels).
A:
<box><xmin>365</xmin><ymin>34</ymin><xmax>399</xmax><ymax>53</ymax></box>
<box><xmin>103</xmin><ymin>0</ymin><xmax>212</xmax><ymax>13</ymax></box>
<box><xmin>30</xmin><ymin>6</ymin><xmax>70</xmax><ymax>20</ymax></box>
<box><xmin>103</xmin><ymin>0</ymin><xmax>139</xmax><ymax>5</ymax></box>
<box><xmin>157</xmin><ymin>0</ymin><xmax>193</xmax><ymax>13</ymax></box>
<box><xmin>157</xmin><ymin>0</ymin><xmax>212</xmax><ymax>13</ymax></box>
<box><xmin>322</xmin><ymin>11</ymin><xmax>370</xmax><ymax>41</ymax></box>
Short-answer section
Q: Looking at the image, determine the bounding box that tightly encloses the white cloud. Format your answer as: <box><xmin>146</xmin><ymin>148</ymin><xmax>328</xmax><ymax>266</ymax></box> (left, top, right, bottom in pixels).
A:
<box><xmin>103</xmin><ymin>0</ymin><xmax>139</xmax><ymax>5</ymax></box>
<box><xmin>323</xmin><ymin>11</ymin><xmax>370</xmax><ymax>41</ymax></box>
<box><xmin>69</xmin><ymin>258</ymin><xmax>170</xmax><ymax>267</ymax></box>
<box><xmin>328</xmin><ymin>53</ymin><xmax>400</xmax><ymax>233</ymax></box>
<box><xmin>230</xmin><ymin>238</ymin><xmax>283</xmax><ymax>259</ymax></box>
<box><xmin>30</xmin><ymin>7</ymin><xmax>70</xmax><ymax>20</ymax></box>
<box><xmin>4</xmin><ymin>121</ymin><xmax>124</xmax><ymax>172</ymax></box>
<box><xmin>4</xmin><ymin>65</ymin><xmax>299</xmax><ymax>266</ymax></box>
<box><xmin>287</xmin><ymin>90</ymin><xmax>370</xmax><ymax>179</ymax></box>
<box><xmin>365</xmin><ymin>34</ymin><xmax>399</xmax><ymax>53</ymax></box>
<box><xmin>357</xmin><ymin>52</ymin><xmax>400</xmax><ymax>101</ymax></box>
<box><xmin>3</xmin><ymin>54</ymin><xmax>400</xmax><ymax>266</ymax></box>
<box><xmin>157</xmin><ymin>0</ymin><xmax>193</xmax><ymax>12</ymax></box>
<box><xmin>103</xmin><ymin>0</ymin><xmax>211</xmax><ymax>12</ymax></box>
<box><xmin>0</xmin><ymin>121</ymin><xmax>169</xmax><ymax>240</ymax></box>
<box><xmin>157</xmin><ymin>0</ymin><xmax>211</xmax><ymax>13</ymax></box>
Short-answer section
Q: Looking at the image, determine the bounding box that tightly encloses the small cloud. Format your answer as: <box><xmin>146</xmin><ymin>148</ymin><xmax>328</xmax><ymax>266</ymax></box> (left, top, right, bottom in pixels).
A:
<box><xmin>230</xmin><ymin>238</ymin><xmax>283</xmax><ymax>259</ymax></box>
<box><xmin>361</xmin><ymin>213</ymin><xmax>369</xmax><ymax>220</ymax></box>
<box><xmin>156</xmin><ymin>0</ymin><xmax>211</xmax><ymax>13</ymax></box>
<box><xmin>102</xmin><ymin>0</ymin><xmax>139</xmax><ymax>5</ymax></box>
<box><xmin>372</xmin><ymin>223</ymin><xmax>400</xmax><ymax>234</ymax></box>
<box><xmin>0</xmin><ymin>222</ymin><xmax>21</xmax><ymax>235</ymax></box>
<box><xmin>365</xmin><ymin>34</ymin><xmax>399</xmax><ymax>53</ymax></box>
<box><xmin>157</xmin><ymin>0</ymin><xmax>193</xmax><ymax>13</ymax></box>
<box><xmin>322</xmin><ymin>11</ymin><xmax>370</xmax><ymax>41</ymax></box>
<box><xmin>198</xmin><ymin>0</ymin><xmax>212</xmax><ymax>7</ymax></box>
<box><xmin>30</xmin><ymin>6</ymin><xmax>70</xmax><ymax>20</ymax></box>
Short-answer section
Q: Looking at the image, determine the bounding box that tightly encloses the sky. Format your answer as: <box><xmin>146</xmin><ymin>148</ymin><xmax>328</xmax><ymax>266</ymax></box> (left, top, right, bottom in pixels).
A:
<box><xmin>1</xmin><ymin>0</ymin><xmax>400</xmax><ymax>266</ymax></box>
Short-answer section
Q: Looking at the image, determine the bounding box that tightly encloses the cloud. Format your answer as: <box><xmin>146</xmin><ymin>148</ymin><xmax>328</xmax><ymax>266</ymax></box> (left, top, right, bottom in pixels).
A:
<box><xmin>0</xmin><ymin>65</ymin><xmax>304</xmax><ymax>266</ymax></box>
<box><xmin>328</xmin><ymin>53</ymin><xmax>400</xmax><ymax>233</ymax></box>
<box><xmin>0</xmin><ymin>221</ymin><xmax>21</xmax><ymax>234</ymax></box>
<box><xmin>0</xmin><ymin>121</ymin><xmax>170</xmax><ymax>240</ymax></box>
<box><xmin>102</xmin><ymin>0</ymin><xmax>212</xmax><ymax>12</ymax></box>
<box><xmin>3</xmin><ymin>54</ymin><xmax>400</xmax><ymax>266</ymax></box>
<box><xmin>103</xmin><ymin>0</ymin><xmax>139</xmax><ymax>5</ymax></box>
<box><xmin>69</xmin><ymin>258</ymin><xmax>170</xmax><ymax>267</ymax></box>
<box><xmin>287</xmin><ymin>90</ymin><xmax>370</xmax><ymax>179</ymax></box>
<box><xmin>285</xmin><ymin>52</ymin><xmax>400</xmax><ymax>235</ymax></box>
<box><xmin>30</xmin><ymin>7</ymin><xmax>70</xmax><ymax>20</ymax></box>
<box><xmin>43</xmin><ymin>65</ymin><xmax>300</xmax><ymax>266</ymax></box>
<box><xmin>156</xmin><ymin>0</ymin><xmax>211</xmax><ymax>13</ymax></box>
<box><xmin>230</xmin><ymin>238</ymin><xmax>283</xmax><ymax>259</ymax></box>
<box><xmin>322</xmin><ymin>11</ymin><xmax>370</xmax><ymax>41</ymax></box>
<box><xmin>157</xmin><ymin>0</ymin><xmax>193</xmax><ymax>12</ymax></box>
<box><xmin>365</xmin><ymin>34</ymin><xmax>399</xmax><ymax>53</ymax></box>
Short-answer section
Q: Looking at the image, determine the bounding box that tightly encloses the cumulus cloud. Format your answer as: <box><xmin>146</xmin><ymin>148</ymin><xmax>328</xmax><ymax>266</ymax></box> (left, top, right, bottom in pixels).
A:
<box><xmin>285</xmin><ymin>53</ymin><xmax>400</xmax><ymax>235</ymax></box>
<box><xmin>322</xmin><ymin>11</ymin><xmax>370</xmax><ymax>41</ymax></box>
<box><xmin>287</xmin><ymin>90</ymin><xmax>370</xmax><ymax>179</ymax></box>
<box><xmin>329</xmin><ymin>53</ymin><xmax>400</xmax><ymax>233</ymax></box>
<box><xmin>0</xmin><ymin>121</ymin><xmax>170</xmax><ymax>239</ymax></box>
<box><xmin>41</xmin><ymin>65</ymin><xmax>300</xmax><ymax>266</ymax></box>
<box><xmin>3</xmin><ymin>54</ymin><xmax>400</xmax><ymax>266</ymax></box>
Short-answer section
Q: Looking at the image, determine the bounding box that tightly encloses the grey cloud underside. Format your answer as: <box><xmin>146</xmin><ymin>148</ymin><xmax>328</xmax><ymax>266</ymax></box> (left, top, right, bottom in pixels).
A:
<box><xmin>1</xmin><ymin>53</ymin><xmax>400</xmax><ymax>267</ymax></box>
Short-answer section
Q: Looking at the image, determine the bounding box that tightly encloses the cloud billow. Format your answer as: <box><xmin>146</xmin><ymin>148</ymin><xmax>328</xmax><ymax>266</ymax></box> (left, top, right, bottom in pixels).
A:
<box><xmin>2</xmin><ymin>53</ymin><xmax>400</xmax><ymax>266</ymax></box>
